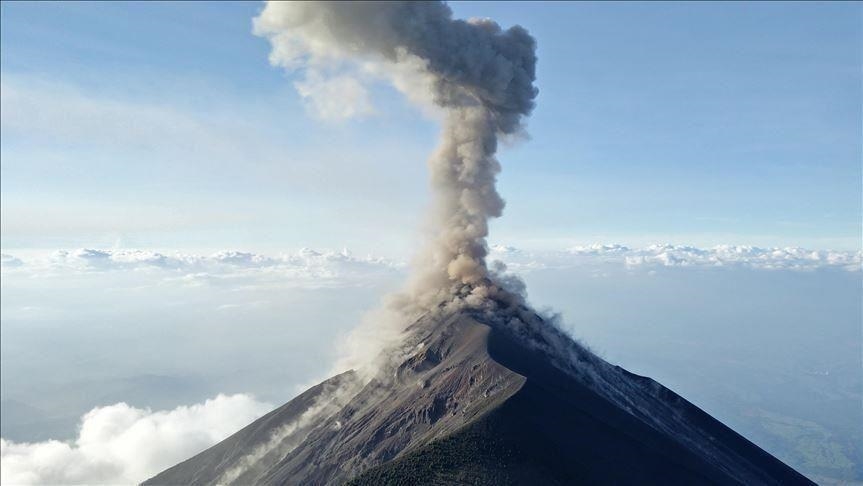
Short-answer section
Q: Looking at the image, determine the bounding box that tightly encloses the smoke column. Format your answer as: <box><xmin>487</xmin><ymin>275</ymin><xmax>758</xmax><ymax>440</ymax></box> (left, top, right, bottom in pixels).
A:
<box><xmin>223</xmin><ymin>8</ymin><xmax>588</xmax><ymax>477</ymax></box>
<box><xmin>203</xmin><ymin>6</ymin><xmax>601</xmax><ymax>482</ymax></box>
<box><xmin>254</xmin><ymin>1</ymin><xmax>538</xmax><ymax>314</ymax></box>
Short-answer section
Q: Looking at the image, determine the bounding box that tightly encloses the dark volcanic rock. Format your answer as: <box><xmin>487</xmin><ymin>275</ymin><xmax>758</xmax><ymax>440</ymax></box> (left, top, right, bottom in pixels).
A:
<box><xmin>144</xmin><ymin>311</ymin><xmax>813</xmax><ymax>485</ymax></box>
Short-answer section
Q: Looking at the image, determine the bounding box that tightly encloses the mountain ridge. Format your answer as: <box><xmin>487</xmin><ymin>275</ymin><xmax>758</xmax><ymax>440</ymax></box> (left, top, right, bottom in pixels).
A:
<box><xmin>144</xmin><ymin>308</ymin><xmax>813</xmax><ymax>485</ymax></box>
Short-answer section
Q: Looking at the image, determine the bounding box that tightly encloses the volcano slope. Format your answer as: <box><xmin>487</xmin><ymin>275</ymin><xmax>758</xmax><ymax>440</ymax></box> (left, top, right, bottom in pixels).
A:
<box><xmin>144</xmin><ymin>298</ymin><xmax>812</xmax><ymax>485</ymax></box>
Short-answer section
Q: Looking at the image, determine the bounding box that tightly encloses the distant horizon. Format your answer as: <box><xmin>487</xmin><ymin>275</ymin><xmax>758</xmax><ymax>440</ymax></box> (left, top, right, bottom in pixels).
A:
<box><xmin>3</xmin><ymin>241</ymin><xmax>861</xmax><ymax>270</ymax></box>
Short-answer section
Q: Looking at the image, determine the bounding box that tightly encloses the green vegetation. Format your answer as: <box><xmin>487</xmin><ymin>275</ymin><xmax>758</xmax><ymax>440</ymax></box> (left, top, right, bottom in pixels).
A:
<box><xmin>750</xmin><ymin>408</ymin><xmax>858</xmax><ymax>481</ymax></box>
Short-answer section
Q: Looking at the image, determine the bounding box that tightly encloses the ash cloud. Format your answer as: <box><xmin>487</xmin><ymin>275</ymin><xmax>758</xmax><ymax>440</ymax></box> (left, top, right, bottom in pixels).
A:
<box><xmin>254</xmin><ymin>1</ymin><xmax>538</xmax><ymax>313</ymax></box>
<box><xmin>248</xmin><ymin>6</ymin><xmax>545</xmax><ymax>460</ymax></box>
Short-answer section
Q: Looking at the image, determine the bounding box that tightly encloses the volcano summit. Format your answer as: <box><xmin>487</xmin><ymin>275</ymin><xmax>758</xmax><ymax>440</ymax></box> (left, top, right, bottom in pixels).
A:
<box><xmin>148</xmin><ymin>2</ymin><xmax>811</xmax><ymax>484</ymax></box>
<box><xmin>146</xmin><ymin>290</ymin><xmax>810</xmax><ymax>485</ymax></box>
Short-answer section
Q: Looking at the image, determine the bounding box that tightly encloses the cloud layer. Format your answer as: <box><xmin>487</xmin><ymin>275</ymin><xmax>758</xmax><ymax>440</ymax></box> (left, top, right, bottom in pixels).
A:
<box><xmin>490</xmin><ymin>243</ymin><xmax>862</xmax><ymax>272</ymax></box>
<box><xmin>3</xmin><ymin>244</ymin><xmax>858</xmax><ymax>282</ymax></box>
<box><xmin>1</xmin><ymin>248</ymin><xmax>402</xmax><ymax>290</ymax></box>
<box><xmin>0</xmin><ymin>394</ymin><xmax>271</xmax><ymax>485</ymax></box>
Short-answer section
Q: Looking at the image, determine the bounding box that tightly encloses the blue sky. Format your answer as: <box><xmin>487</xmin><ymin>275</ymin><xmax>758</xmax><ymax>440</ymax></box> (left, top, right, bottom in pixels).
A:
<box><xmin>1</xmin><ymin>1</ymin><xmax>860</xmax><ymax>254</ymax></box>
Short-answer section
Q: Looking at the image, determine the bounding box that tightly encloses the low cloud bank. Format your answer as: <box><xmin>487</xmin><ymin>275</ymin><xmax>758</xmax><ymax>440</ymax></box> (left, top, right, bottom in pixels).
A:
<box><xmin>490</xmin><ymin>243</ymin><xmax>862</xmax><ymax>272</ymax></box>
<box><xmin>2</xmin><ymin>244</ymin><xmax>858</xmax><ymax>278</ymax></box>
<box><xmin>0</xmin><ymin>248</ymin><xmax>402</xmax><ymax>290</ymax></box>
<box><xmin>0</xmin><ymin>394</ymin><xmax>271</xmax><ymax>485</ymax></box>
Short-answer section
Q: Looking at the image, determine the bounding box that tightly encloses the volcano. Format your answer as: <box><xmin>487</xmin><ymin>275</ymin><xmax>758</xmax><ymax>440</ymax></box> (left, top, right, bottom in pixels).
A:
<box><xmin>144</xmin><ymin>299</ymin><xmax>812</xmax><ymax>485</ymax></box>
<box><xmin>146</xmin><ymin>8</ymin><xmax>815</xmax><ymax>482</ymax></box>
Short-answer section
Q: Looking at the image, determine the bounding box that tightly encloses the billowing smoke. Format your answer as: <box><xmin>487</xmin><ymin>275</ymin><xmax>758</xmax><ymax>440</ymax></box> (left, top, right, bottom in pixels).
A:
<box><xmin>189</xmin><ymin>7</ymin><xmax>584</xmax><ymax>482</ymax></box>
<box><xmin>254</xmin><ymin>1</ymin><xmax>538</xmax><ymax>316</ymax></box>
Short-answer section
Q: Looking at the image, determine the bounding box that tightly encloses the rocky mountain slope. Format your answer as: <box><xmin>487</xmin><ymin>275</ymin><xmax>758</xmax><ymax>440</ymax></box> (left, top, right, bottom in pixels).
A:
<box><xmin>145</xmin><ymin>307</ymin><xmax>813</xmax><ymax>485</ymax></box>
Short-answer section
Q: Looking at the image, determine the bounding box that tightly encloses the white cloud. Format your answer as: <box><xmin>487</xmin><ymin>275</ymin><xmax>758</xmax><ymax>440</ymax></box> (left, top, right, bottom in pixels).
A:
<box><xmin>31</xmin><ymin>247</ymin><xmax>398</xmax><ymax>273</ymax></box>
<box><xmin>488</xmin><ymin>244</ymin><xmax>522</xmax><ymax>255</ymax></box>
<box><xmin>4</xmin><ymin>244</ymin><xmax>859</xmax><ymax>284</ymax></box>
<box><xmin>0</xmin><ymin>394</ymin><xmax>272</xmax><ymax>485</ymax></box>
<box><xmin>619</xmin><ymin>244</ymin><xmax>862</xmax><ymax>271</ymax></box>
<box><xmin>567</xmin><ymin>243</ymin><xmax>631</xmax><ymax>255</ymax></box>
<box><xmin>1</xmin><ymin>254</ymin><xmax>24</xmax><ymax>268</ymax></box>
<box><xmin>1</xmin><ymin>247</ymin><xmax>404</xmax><ymax>292</ymax></box>
<box><xmin>295</xmin><ymin>72</ymin><xmax>375</xmax><ymax>121</ymax></box>
<box><xmin>489</xmin><ymin>243</ymin><xmax>862</xmax><ymax>272</ymax></box>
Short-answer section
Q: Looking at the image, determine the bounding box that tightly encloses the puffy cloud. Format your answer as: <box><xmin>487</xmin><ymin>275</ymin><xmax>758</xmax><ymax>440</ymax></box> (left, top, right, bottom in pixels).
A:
<box><xmin>294</xmin><ymin>72</ymin><xmax>375</xmax><ymax>121</ymax></box>
<box><xmin>488</xmin><ymin>243</ymin><xmax>862</xmax><ymax>272</ymax></box>
<box><xmin>30</xmin><ymin>248</ymin><xmax>184</xmax><ymax>271</ymax></box>
<box><xmin>567</xmin><ymin>244</ymin><xmax>631</xmax><ymax>255</ymax></box>
<box><xmin>2</xmin><ymin>243</ymin><xmax>858</xmax><ymax>287</ymax></box>
<box><xmin>621</xmin><ymin>244</ymin><xmax>862</xmax><ymax>271</ymax></box>
<box><xmin>0</xmin><ymin>394</ymin><xmax>271</xmax><ymax>485</ymax></box>
<box><xmin>488</xmin><ymin>244</ymin><xmax>522</xmax><ymax>255</ymax></box>
<box><xmin>207</xmin><ymin>250</ymin><xmax>276</xmax><ymax>267</ymax></box>
<box><xmin>1</xmin><ymin>254</ymin><xmax>24</xmax><ymax>268</ymax></box>
<box><xmin>0</xmin><ymin>247</ymin><xmax>403</xmax><ymax>289</ymax></box>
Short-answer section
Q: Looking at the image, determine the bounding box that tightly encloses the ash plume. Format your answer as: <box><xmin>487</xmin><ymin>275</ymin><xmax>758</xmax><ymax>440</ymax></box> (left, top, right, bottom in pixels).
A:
<box><xmin>254</xmin><ymin>1</ymin><xmax>538</xmax><ymax>318</ymax></box>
